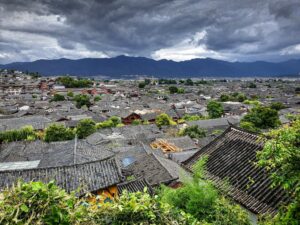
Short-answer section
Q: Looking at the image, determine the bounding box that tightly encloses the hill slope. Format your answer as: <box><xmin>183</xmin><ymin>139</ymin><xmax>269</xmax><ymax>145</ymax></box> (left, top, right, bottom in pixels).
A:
<box><xmin>1</xmin><ymin>56</ymin><xmax>300</xmax><ymax>77</ymax></box>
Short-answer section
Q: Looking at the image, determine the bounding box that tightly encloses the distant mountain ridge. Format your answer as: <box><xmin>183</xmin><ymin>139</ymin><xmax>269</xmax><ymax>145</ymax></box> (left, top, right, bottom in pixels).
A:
<box><xmin>1</xmin><ymin>55</ymin><xmax>300</xmax><ymax>78</ymax></box>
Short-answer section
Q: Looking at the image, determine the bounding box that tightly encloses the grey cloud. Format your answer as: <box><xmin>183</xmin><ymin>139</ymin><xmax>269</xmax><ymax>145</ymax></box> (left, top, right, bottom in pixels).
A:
<box><xmin>0</xmin><ymin>0</ymin><xmax>300</xmax><ymax>63</ymax></box>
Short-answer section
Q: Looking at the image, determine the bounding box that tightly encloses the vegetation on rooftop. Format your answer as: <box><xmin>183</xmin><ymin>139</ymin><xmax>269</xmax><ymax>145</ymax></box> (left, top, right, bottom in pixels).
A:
<box><xmin>241</xmin><ymin>105</ymin><xmax>281</xmax><ymax>131</ymax></box>
<box><xmin>57</xmin><ymin>76</ymin><xmax>93</xmax><ymax>88</ymax></box>
<box><xmin>155</xmin><ymin>113</ymin><xmax>176</xmax><ymax>127</ymax></box>
<box><xmin>179</xmin><ymin>125</ymin><xmax>206</xmax><ymax>139</ymax></box>
<box><xmin>207</xmin><ymin>100</ymin><xmax>224</xmax><ymax>119</ymax></box>
<box><xmin>51</xmin><ymin>93</ymin><xmax>65</xmax><ymax>102</ymax></box>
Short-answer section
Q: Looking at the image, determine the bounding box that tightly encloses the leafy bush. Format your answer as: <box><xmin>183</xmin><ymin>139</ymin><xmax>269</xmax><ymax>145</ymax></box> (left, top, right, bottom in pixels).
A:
<box><xmin>74</xmin><ymin>94</ymin><xmax>91</xmax><ymax>109</ymax></box>
<box><xmin>220</xmin><ymin>92</ymin><xmax>247</xmax><ymax>102</ymax></box>
<box><xmin>183</xmin><ymin>114</ymin><xmax>205</xmax><ymax>121</ymax></box>
<box><xmin>138</xmin><ymin>82</ymin><xmax>146</xmax><ymax>88</ymax></box>
<box><xmin>207</xmin><ymin>100</ymin><xmax>224</xmax><ymax>118</ymax></box>
<box><xmin>179</xmin><ymin>125</ymin><xmax>206</xmax><ymax>139</ymax></box>
<box><xmin>132</xmin><ymin>119</ymin><xmax>142</xmax><ymax>125</ymax></box>
<box><xmin>248</xmin><ymin>82</ymin><xmax>257</xmax><ymax>88</ymax></box>
<box><xmin>93</xmin><ymin>96</ymin><xmax>101</xmax><ymax>102</ymax></box>
<box><xmin>51</xmin><ymin>93</ymin><xmax>65</xmax><ymax>102</ymax></box>
<box><xmin>0</xmin><ymin>126</ymin><xmax>37</xmax><ymax>143</ymax></box>
<box><xmin>57</xmin><ymin>76</ymin><xmax>92</xmax><ymax>88</ymax></box>
<box><xmin>270</xmin><ymin>102</ymin><xmax>285</xmax><ymax>111</ymax></box>
<box><xmin>169</xmin><ymin>86</ymin><xmax>179</xmax><ymax>94</ymax></box>
<box><xmin>159</xmin><ymin>159</ymin><xmax>251</xmax><ymax>224</ymax></box>
<box><xmin>240</xmin><ymin>121</ymin><xmax>260</xmax><ymax>133</ymax></box>
<box><xmin>90</xmin><ymin>190</ymin><xmax>198</xmax><ymax>225</ymax></box>
<box><xmin>67</xmin><ymin>91</ymin><xmax>74</xmax><ymax>98</ymax></box>
<box><xmin>241</xmin><ymin>106</ymin><xmax>280</xmax><ymax>129</ymax></box>
<box><xmin>155</xmin><ymin>113</ymin><xmax>176</xmax><ymax>127</ymax></box>
<box><xmin>44</xmin><ymin>124</ymin><xmax>75</xmax><ymax>142</ymax></box>
<box><xmin>243</xmin><ymin>99</ymin><xmax>262</xmax><ymax>106</ymax></box>
<box><xmin>76</xmin><ymin>119</ymin><xmax>96</xmax><ymax>139</ymax></box>
<box><xmin>0</xmin><ymin>180</ymin><xmax>85</xmax><ymax>225</ymax></box>
<box><xmin>257</xmin><ymin>119</ymin><xmax>300</xmax><ymax>224</ymax></box>
<box><xmin>96</xmin><ymin>116</ymin><xmax>122</xmax><ymax>129</ymax></box>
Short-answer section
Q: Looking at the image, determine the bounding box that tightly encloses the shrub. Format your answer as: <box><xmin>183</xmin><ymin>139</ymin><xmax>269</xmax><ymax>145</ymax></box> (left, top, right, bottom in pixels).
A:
<box><xmin>90</xmin><ymin>190</ymin><xmax>198</xmax><ymax>225</ymax></box>
<box><xmin>138</xmin><ymin>82</ymin><xmax>146</xmax><ymax>88</ymax></box>
<box><xmin>179</xmin><ymin>125</ymin><xmax>206</xmax><ymax>139</ymax></box>
<box><xmin>44</xmin><ymin>124</ymin><xmax>75</xmax><ymax>142</ymax></box>
<box><xmin>0</xmin><ymin>126</ymin><xmax>36</xmax><ymax>143</ymax></box>
<box><xmin>76</xmin><ymin>119</ymin><xmax>96</xmax><ymax>139</ymax></box>
<box><xmin>93</xmin><ymin>95</ymin><xmax>101</xmax><ymax>102</ymax></box>
<box><xmin>270</xmin><ymin>102</ymin><xmax>285</xmax><ymax>111</ymax></box>
<box><xmin>51</xmin><ymin>93</ymin><xmax>65</xmax><ymax>102</ymax></box>
<box><xmin>241</xmin><ymin>106</ymin><xmax>280</xmax><ymax>129</ymax></box>
<box><xmin>0</xmin><ymin>180</ymin><xmax>85</xmax><ymax>225</ymax></box>
<box><xmin>155</xmin><ymin>113</ymin><xmax>176</xmax><ymax>127</ymax></box>
<box><xmin>183</xmin><ymin>114</ymin><xmax>204</xmax><ymax>121</ymax></box>
<box><xmin>169</xmin><ymin>86</ymin><xmax>179</xmax><ymax>94</ymax></box>
<box><xmin>96</xmin><ymin>116</ymin><xmax>122</xmax><ymax>129</ymax></box>
<box><xmin>243</xmin><ymin>99</ymin><xmax>261</xmax><ymax>106</ymax></box>
<box><xmin>207</xmin><ymin>100</ymin><xmax>224</xmax><ymax>118</ymax></box>
<box><xmin>132</xmin><ymin>119</ymin><xmax>142</xmax><ymax>125</ymax></box>
<box><xmin>74</xmin><ymin>94</ymin><xmax>91</xmax><ymax>109</ymax></box>
<box><xmin>240</xmin><ymin>121</ymin><xmax>260</xmax><ymax>133</ymax></box>
<box><xmin>220</xmin><ymin>94</ymin><xmax>230</xmax><ymax>102</ymax></box>
<box><xmin>160</xmin><ymin>159</ymin><xmax>250</xmax><ymax>224</ymax></box>
<box><xmin>67</xmin><ymin>91</ymin><xmax>74</xmax><ymax>98</ymax></box>
<box><xmin>57</xmin><ymin>76</ymin><xmax>92</xmax><ymax>88</ymax></box>
<box><xmin>257</xmin><ymin>119</ymin><xmax>300</xmax><ymax>224</ymax></box>
<box><xmin>248</xmin><ymin>82</ymin><xmax>257</xmax><ymax>88</ymax></box>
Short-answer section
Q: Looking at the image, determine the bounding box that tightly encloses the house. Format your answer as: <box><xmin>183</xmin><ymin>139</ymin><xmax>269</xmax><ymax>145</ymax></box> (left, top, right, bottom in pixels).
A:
<box><xmin>182</xmin><ymin>126</ymin><xmax>289</xmax><ymax>217</ymax></box>
<box><xmin>0</xmin><ymin>157</ymin><xmax>124</xmax><ymax>196</ymax></box>
<box><xmin>121</xmin><ymin>112</ymin><xmax>141</xmax><ymax>125</ymax></box>
<box><xmin>0</xmin><ymin>115</ymin><xmax>52</xmax><ymax>132</ymax></box>
<box><xmin>186</xmin><ymin>116</ymin><xmax>241</xmax><ymax>133</ymax></box>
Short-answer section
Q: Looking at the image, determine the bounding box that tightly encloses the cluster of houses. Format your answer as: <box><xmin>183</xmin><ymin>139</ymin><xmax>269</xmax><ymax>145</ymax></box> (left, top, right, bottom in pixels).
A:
<box><xmin>0</xmin><ymin>70</ymin><xmax>299</xmax><ymax>223</ymax></box>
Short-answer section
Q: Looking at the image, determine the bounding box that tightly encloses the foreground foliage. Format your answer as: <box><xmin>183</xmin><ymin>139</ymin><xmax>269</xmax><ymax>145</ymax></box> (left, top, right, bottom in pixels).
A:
<box><xmin>257</xmin><ymin>118</ymin><xmax>300</xmax><ymax>225</ymax></box>
<box><xmin>0</xmin><ymin>181</ymin><xmax>197</xmax><ymax>225</ymax></box>
<box><xmin>0</xmin><ymin>126</ymin><xmax>37</xmax><ymax>143</ymax></box>
<box><xmin>0</xmin><ymin>181</ymin><xmax>84</xmax><ymax>225</ymax></box>
<box><xmin>159</xmin><ymin>159</ymin><xmax>251</xmax><ymax>225</ymax></box>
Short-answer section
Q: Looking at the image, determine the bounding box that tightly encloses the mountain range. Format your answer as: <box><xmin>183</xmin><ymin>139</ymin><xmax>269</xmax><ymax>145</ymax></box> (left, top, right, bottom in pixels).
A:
<box><xmin>1</xmin><ymin>56</ymin><xmax>300</xmax><ymax>78</ymax></box>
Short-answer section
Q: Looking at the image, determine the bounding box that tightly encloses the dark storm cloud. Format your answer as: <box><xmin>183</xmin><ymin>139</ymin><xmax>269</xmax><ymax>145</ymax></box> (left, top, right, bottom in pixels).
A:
<box><xmin>0</xmin><ymin>0</ymin><xmax>300</xmax><ymax>63</ymax></box>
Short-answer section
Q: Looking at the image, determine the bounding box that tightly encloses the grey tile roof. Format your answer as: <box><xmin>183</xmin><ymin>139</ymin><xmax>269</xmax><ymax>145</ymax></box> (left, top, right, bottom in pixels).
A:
<box><xmin>117</xmin><ymin>178</ymin><xmax>154</xmax><ymax>195</ymax></box>
<box><xmin>0</xmin><ymin>115</ymin><xmax>52</xmax><ymax>131</ymax></box>
<box><xmin>0</xmin><ymin>158</ymin><xmax>123</xmax><ymax>194</ymax></box>
<box><xmin>183</xmin><ymin>126</ymin><xmax>289</xmax><ymax>215</ymax></box>
<box><xmin>0</xmin><ymin>160</ymin><xmax>40</xmax><ymax>171</ymax></box>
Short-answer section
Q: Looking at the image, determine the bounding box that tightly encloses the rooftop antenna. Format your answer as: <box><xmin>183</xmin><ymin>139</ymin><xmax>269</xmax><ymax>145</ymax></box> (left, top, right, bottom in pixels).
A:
<box><xmin>74</xmin><ymin>134</ymin><xmax>77</xmax><ymax>164</ymax></box>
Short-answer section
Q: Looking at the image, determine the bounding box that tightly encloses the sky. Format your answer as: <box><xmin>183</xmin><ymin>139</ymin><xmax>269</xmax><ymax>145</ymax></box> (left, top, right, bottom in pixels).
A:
<box><xmin>0</xmin><ymin>0</ymin><xmax>300</xmax><ymax>64</ymax></box>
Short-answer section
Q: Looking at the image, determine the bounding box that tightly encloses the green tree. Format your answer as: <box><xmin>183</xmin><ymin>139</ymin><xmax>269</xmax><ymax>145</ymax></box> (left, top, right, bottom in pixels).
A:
<box><xmin>270</xmin><ymin>102</ymin><xmax>285</xmax><ymax>111</ymax></box>
<box><xmin>74</xmin><ymin>94</ymin><xmax>91</xmax><ymax>109</ymax></box>
<box><xmin>0</xmin><ymin>126</ymin><xmax>36</xmax><ymax>143</ymax></box>
<box><xmin>240</xmin><ymin>121</ymin><xmax>260</xmax><ymax>133</ymax></box>
<box><xmin>248</xmin><ymin>82</ymin><xmax>257</xmax><ymax>88</ymax></box>
<box><xmin>67</xmin><ymin>91</ymin><xmax>74</xmax><ymax>98</ymax></box>
<box><xmin>207</xmin><ymin>100</ymin><xmax>224</xmax><ymax>118</ymax></box>
<box><xmin>169</xmin><ymin>86</ymin><xmax>179</xmax><ymax>94</ymax></box>
<box><xmin>220</xmin><ymin>94</ymin><xmax>230</xmax><ymax>102</ymax></box>
<box><xmin>44</xmin><ymin>124</ymin><xmax>74</xmax><ymax>142</ymax></box>
<box><xmin>179</xmin><ymin>125</ymin><xmax>206</xmax><ymax>139</ymax></box>
<box><xmin>51</xmin><ymin>93</ymin><xmax>65</xmax><ymax>102</ymax></box>
<box><xmin>155</xmin><ymin>113</ymin><xmax>176</xmax><ymax>127</ymax></box>
<box><xmin>185</xmin><ymin>78</ymin><xmax>194</xmax><ymax>86</ymax></box>
<box><xmin>0</xmin><ymin>181</ymin><xmax>84</xmax><ymax>225</ymax></box>
<box><xmin>257</xmin><ymin>119</ymin><xmax>300</xmax><ymax>224</ymax></box>
<box><xmin>94</xmin><ymin>95</ymin><xmax>101</xmax><ymax>102</ymax></box>
<box><xmin>160</xmin><ymin>159</ymin><xmax>251</xmax><ymax>224</ymax></box>
<box><xmin>241</xmin><ymin>106</ymin><xmax>280</xmax><ymax>129</ymax></box>
<box><xmin>138</xmin><ymin>82</ymin><xmax>146</xmax><ymax>88</ymax></box>
<box><xmin>76</xmin><ymin>119</ymin><xmax>96</xmax><ymax>139</ymax></box>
